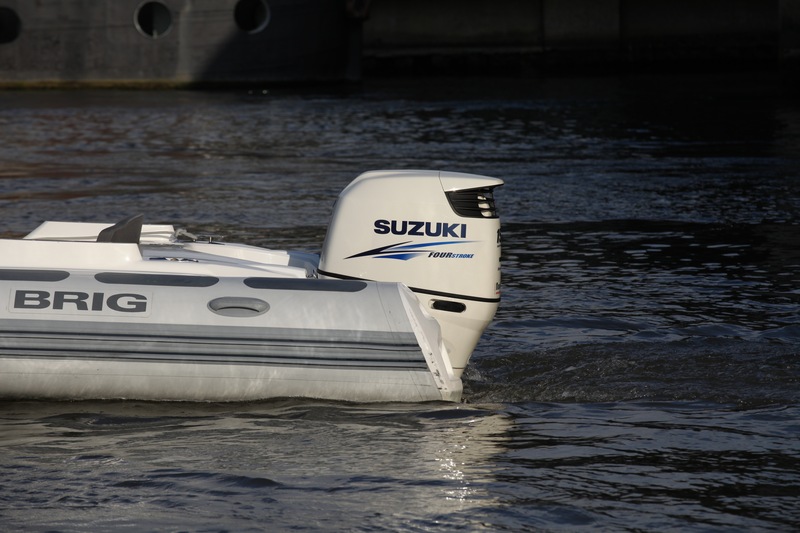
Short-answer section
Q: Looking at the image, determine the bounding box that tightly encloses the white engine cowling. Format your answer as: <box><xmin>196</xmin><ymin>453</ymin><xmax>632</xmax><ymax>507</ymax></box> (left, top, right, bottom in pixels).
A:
<box><xmin>318</xmin><ymin>170</ymin><xmax>503</xmax><ymax>377</ymax></box>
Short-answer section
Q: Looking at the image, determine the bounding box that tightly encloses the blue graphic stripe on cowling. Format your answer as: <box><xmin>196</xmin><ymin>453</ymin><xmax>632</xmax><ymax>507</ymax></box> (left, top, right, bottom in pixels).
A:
<box><xmin>379</xmin><ymin>253</ymin><xmax>421</xmax><ymax>260</ymax></box>
<box><xmin>390</xmin><ymin>241</ymin><xmax>471</xmax><ymax>250</ymax></box>
<box><xmin>346</xmin><ymin>240</ymin><xmax>476</xmax><ymax>261</ymax></box>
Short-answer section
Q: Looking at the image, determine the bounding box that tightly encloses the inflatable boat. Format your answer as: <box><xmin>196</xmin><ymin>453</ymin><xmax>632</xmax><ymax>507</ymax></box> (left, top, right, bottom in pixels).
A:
<box><xmin>0</xmin><ymin>170</ymin><xmax>502</xmax><ymax>402</ymax></box>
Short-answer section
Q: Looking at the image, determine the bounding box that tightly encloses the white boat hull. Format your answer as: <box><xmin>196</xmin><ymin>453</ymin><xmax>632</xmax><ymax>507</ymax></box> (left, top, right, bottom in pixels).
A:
<box><xmin>1</xmin><ymin>359</ymin><xmax>451</xmax><ymax>403</ymax></box>
<box><xmin>0</xmin><ymin>170</ymin><xmax>502</xmax><ymax>403</ymax></box>
<box><xmin>0</xmin><ymin>275</ymin><xmax>460</xmax><ymax>402</ymax></box>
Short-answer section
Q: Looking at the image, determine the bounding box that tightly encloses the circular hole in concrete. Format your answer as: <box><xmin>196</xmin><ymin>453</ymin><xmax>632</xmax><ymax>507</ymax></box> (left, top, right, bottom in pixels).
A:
<box><xmin>135</xmin><ymin>1</ymin><xmax>172</xmax><ymax>39</ymax></box>
<box><xmin>234</xmin><ymin>0</ymin><xmax>270</xmax><ymax>33</ymax></box>
<box><xmin>0</xmin><ymin>7</ymin><xmax>22</xmax><ymax>44</ymax></box>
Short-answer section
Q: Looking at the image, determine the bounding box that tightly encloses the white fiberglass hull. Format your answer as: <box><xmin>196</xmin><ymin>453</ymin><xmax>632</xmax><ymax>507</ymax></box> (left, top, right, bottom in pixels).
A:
<box><xmin>2</xmin><ymin>357</ymin><xmax>451</xmax><ymax>403</ymax></box>
<box><xmin>0</xmin><ymin>264</ymin><xmax>460</xmax><ymax>403</ymax></box>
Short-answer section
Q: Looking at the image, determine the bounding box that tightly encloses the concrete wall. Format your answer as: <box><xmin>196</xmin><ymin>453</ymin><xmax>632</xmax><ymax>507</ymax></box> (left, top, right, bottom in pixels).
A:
<box><xmin>363</xmin><ymin>0</ymin><xmax>541</xmax><ymax>49</ymax></box>
<box><xmin>0</xmin><ymin>0</ymin><xmax>353</xmax><ymax>85</ymax></box>
<box><xmin>544</xmin><ymin>0</ymin><xmax>620</xmax><ymax>49</ymax></box>
<box><xmin>363</xmin><ymin>0</ymin><xmax>794</xmax><ymax>71</ymax></box>
<box><xmin>783</xmin><ymin>0</ymin><xmax>800</xmax><ymax>52</ymax></box>
<box><xmin>1</xmin><ymin>0</ymin><xmax>796</xmax><ymax>84</ymax></box>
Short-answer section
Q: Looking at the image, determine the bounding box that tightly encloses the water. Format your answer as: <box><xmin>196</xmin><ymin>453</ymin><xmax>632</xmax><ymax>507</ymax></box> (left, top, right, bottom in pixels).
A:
<box><xmin>1</xmin><ymin>73</ymin><xmax>799</xmax><ymax>531</ymax></box>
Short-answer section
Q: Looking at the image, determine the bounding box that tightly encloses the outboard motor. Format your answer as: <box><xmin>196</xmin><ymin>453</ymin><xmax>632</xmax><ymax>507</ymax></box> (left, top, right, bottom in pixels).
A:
<box><xmin>318</xmin><ymin>170</ymin><xmax>502</xmax><ymax>377</ymax></box>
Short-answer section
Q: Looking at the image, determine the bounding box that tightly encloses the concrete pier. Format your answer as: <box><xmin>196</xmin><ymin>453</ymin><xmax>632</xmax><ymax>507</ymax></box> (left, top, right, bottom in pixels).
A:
<box><xmin>0</xmin><ymin>0</ymin><xmax>797</xmax><ymax>85</ymax></box>
<box><xmin>0</xmin><ymin>0</ymin><xmax>354</xmax><ymax>87</ymax></box>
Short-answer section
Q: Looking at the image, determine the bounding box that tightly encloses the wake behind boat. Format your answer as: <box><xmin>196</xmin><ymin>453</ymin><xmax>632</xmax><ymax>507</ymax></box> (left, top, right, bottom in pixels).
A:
<box><xmin>0</xmin><ymin>170</ymin><xmax>502</xmax><ymax>402</ymax></box>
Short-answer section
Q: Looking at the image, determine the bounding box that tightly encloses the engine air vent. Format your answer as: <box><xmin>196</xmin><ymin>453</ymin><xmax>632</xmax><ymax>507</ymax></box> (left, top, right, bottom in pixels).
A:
<box><xmin>445</xmin><ymin>187</ymin><xmax>499</xmax><ymax>218</ymax></box>
<box><xmin>431</xmin><ymin>300</ymin><xmax>466</xmax><ymax>313</ymax></box>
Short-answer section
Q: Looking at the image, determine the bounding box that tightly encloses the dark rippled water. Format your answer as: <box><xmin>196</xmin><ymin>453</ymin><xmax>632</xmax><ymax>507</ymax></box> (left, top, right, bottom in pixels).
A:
<box><xmin>1</xmin><ymin>74</ymin><xmax>799</xmax><ymax>531</ymax></box>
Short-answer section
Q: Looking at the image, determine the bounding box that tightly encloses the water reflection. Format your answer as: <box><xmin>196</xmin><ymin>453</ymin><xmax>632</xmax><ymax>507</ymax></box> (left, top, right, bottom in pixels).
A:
<box><xmin>0</xmin><ymin>401</ymin><xmax>513</xmax><ymax>530</ymax></box>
